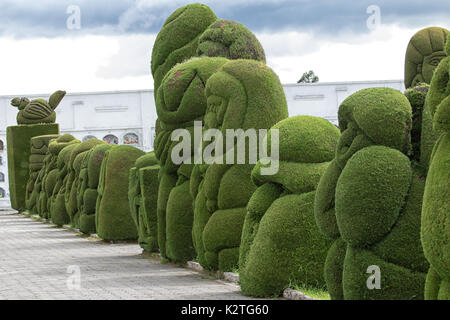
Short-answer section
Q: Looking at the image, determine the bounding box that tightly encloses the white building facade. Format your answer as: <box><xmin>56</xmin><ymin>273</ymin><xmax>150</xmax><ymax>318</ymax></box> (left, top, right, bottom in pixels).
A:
<box><xmin>0</xmin><ymin>79</ymin><xmax>405</xmax><ymax>208</ymax></box>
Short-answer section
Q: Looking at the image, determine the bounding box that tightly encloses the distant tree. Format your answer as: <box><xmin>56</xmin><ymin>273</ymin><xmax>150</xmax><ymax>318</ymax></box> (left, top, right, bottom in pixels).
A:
<box><xmin>297</xmin><ymin>70</ymin><xmax>319</xmax><ymax>83</ymax></box>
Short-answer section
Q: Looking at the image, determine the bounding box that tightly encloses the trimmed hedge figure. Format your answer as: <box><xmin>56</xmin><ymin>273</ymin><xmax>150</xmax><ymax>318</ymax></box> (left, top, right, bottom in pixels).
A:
<box><xmin>405</xmin><ymin>27</ymin><xmax>448</xmax><ymax>89</ymax></box>
<box><xmin>78</xmin><ymin>144</ymin><xmax>112</xmax><ymax>235</ymax></box>
<box><xmin>151</xmin><ymin>3</ymin><xmax>217</xmax><ymax>94</ymax></box>
<box><xmin>129</xmin><ymin>152</ymin><xmax>160</xmax><ymax>252</ymax></box>
<box><xmin>191</xmin><ymin>59</ymin><xmax>289</xmax><ymax>271</ymax></box>
<box><xmin>154</xmin><ymin>57</ymin><xmax>228</xmax><ymax>261</ymax></box>
<box><xmin>314</xmin><ymin>87</ymin><xmax>429</xmax><ymax>300</ymax></box>
<box><xmin>64</xmin><ymin>138</ymin><xmax>105</xmax><ymax>228</ymax></box>
<box><xmin>25</xmin><ymin>134</ymin><xmax>59</xmax><ymax>214</ymax></box>
<box><xmin>96</xmin><ymin>145</ymin><xmax>144</xmax><ymax>241</ymax></box>
<box><xmin>421</xmin><ymin>34</ymin><xmax>450</xmax><ymax>300</ymax></box>
<box><xmin>50</xmin><ymin>141</ymin><xmax>80</xmax><ymax>226</ymax></box>
<box><xmin>197</xmin><ymin>19</ymin><xmax>266</xmax><ymax>62</ymax></box>
<box><xmin>239</xmin><ymin>116</ymin><xmax>340</xmax><ymax>297</ymax></box>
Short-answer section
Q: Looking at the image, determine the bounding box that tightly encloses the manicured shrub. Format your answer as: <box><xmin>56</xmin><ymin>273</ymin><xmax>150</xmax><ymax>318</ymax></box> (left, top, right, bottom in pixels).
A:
<box><xmin>50</xmin><ymin>140</ymin><xmax>80</xmax><ymax>226</ymax></box>
<box><xmin>78</xmin><ymin>144</ymin><xmax>112</xmax><ymax>235</ymax></box>
<box><xmin>64</xmin><ymin>138</ymin><xmax>105</xmax><ymax>228</ymax></box>
<box><xmin>155</xmin><ymin>57</ymin><xmax>228</xmax><ymax>261</ymax></box>
<box><xmin>151</xmin><ymin>3</ymin><xmax>217</xmax><ymax>94</ymax></box>
<box><xmin>239</xmin><ymin>116</ymin><xmax>340</xmax><ymax>297</ymax></box>
<box><xmin>197</xmin><ymin>19</ymin><xmax>266</xmax><ymax>62</ymax></box>
<box><xmin>25</xmin><ymin>134</ymin><xmax>59</xmax><ymax>214</ymax></box>
<box><xmin>404</xmin><ymin>27</ymin><xmax>448</xmax><ymax>89</ymax></box>
<box><xmin>421</xmin><ymin>35</ymin><xmax>450</xmax><ymax>300</ymax></box>
<box><xmin>128</xmin><ymin>152</ymin><xmax>160</xmax><ymax>252</ymax></box>
<box><xmin>6</xmin><ymin>124</ymin><xmax>60</xmax><ymax>211</ymax></box>
<box><xmin>314</xmin><ymin>87</ymin><xmax>429</xmax><ymax>300</ymax></box>
<box><xmin>191</xmin><ymin>59</ymin><xmax>289</xmax><ymax>271</ymax></box>
<box><xmin>96</xmin><ymin>145</ymin><xmax>144</xmax><ymax>241</ymax></box>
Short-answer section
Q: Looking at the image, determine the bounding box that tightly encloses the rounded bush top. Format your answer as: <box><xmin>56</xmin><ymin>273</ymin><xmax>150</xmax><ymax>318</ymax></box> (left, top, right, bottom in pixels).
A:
<box><xmin>405</xmin><ymin>27</ymin><xmax>449</xmax><ymax>88</ymax></box>
<box><xmin>151</xmin><ymin>3</ymin><xmax>217</xmax><ymax>92</ymax></box>
<box><xmin>338</xmin><ymin>87</ymin><xmax>412</xmax><ymax>153</ymax></box>
<box><xmin>134</xmin><ymin>152</ymin><xmax>159</xmax><ymax>169</ymax></box>
<box><xmin>49</xmin><ymin>134</ymin><xmax>79</xmax><ymax>155</ymax></box>
<box><xmin>197</xmin><ymin>19</ymin><xmax>266</xmax><ymax>63</ymax></box>
<box><xmin>265</xmin><ymin>115</ymin><xmax>340</xmax><ymax>163</ymax></box>
<box><xmin>68</xmin><ymin>138</ymin><xmax>105</xmax><ymax>169</ymax></box>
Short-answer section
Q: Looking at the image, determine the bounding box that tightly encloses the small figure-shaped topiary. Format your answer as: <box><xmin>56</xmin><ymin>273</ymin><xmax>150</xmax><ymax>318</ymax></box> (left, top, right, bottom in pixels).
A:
<box><xmin>78</xmin><ymin>144</ymin><xmax>112</xmax><ymax>235</ymax></box>
<box><xmin>50</xmin><ymin>140</ymin><xmax>80</xmax><ymax>226</ymax></box>
<box><xmin>421</xmin><ymin>33</ymin><xmax>450</xmax><ymax>300</ymax></box>
<box><xmin>151</xmin><ymin>3</ymin><xmax>217</xmax><ymax>94</ymax></box>
<box><xmin>129</xmin><ymin>152</ymin><xmax>160</xmax><ymax>252</ymax></box>
<box><xmin>197</xmin><ymin>19</ymin><xmax>266</xmax><ymax>62</ymax></box>
<box><xmin>239</xmin><ymin>116</ymin><xmax>340</xmax><ymax>297</ymax></box>
<box><xmin>64</xmin><ymin>138</ymin><xmax>105</xmax><ymax>228</ymax></box>
<box><xmin>405</xmin><ymin>27</ymin><xmax>448</xmax><ymax>89</ymax></box>
<box><xmin>155</xmin><ymin>57</ymin><xmax>228</xmax><ymax>261</ymax></box>
<box><xmin>314</xmin><ymin>87</ymin><xmax>429</xmax><ymax>300</ymax></box>
<box><xmin>191</xmin><ymin>59</ymin><xmax>288</xmax><ymax>271</ymax></box>
<box><xmin>96</xmin><ymin>145</ymin><xmax>144</xmax><ymax>241</ymax></box>
<box><xmin>11</xmin><ymin>91</ymin><xmax>66</xmax><ymax>125</ymax></box>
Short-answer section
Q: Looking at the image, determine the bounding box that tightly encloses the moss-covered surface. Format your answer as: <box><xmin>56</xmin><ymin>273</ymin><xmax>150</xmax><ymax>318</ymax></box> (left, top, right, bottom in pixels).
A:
<box><xmin>151</xmin><ymin>3</ymin><xmax>217</xmax><ymax>94</ymax></box>
<box><xmin>96</xmin><ymin>145</ymin><xmax>144</xmax><ymax>241</ymax></box>
<box><xmin>197</xmin><ymin>19</ymin><xmax>265</xmax><ymax>62</ymax></box>
<box><xmin>128</xmin><ymin>152</ymin><xmax>160</xmax><ymax>252</ymax></box>
<box><xmin>6</xmin><ymin>123</ymin><xmax>60</xmax><ymax>211</ymax></box>
<box><xmin>239</xmin><ymin>116</ymin><xmax>339</xmax><ymax>297</ymax></box>
<box><xmin>191</xmin><ymin>59</ymin><xmax>289</xmax><ymax>271</ymax></box>
<box><xmin>78</xmin><ymin>144</ymin><xmax>112</xmax><ymax>234</ymax></box>
<box><xmin>314</xmin><ymin>87</ymin><xmax>428</xmax><ymax>300</ymax></box>
<box><xmin>404</xmin><ymin>27</ymin><xmax>448</xmax><ymax>89</ymax></box>
<box><xmin>421</xmin><ymin>35</ymin><xmax>450</xmax><ymax>299</ymax></box>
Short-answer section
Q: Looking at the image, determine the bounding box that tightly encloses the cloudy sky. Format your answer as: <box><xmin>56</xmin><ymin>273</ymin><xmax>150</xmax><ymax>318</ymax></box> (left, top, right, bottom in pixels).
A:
<box><xmin>0</xmin><ymin>0</ymin><xmax>449</xmax><ymax>95</ymax></box>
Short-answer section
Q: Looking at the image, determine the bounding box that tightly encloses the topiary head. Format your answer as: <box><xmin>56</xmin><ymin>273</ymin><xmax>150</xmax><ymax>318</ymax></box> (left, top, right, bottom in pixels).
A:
<box><xmin>10</xmin><ymin>97</ymin><xmax>29</xmax><ymax>110</ymax></box>
<box><xmin>197</xmin><ymin>19</ymin><xmax>266</xmax><ymax>63</ymax></box>
<box><xmin>336</xmin><ymin>88</ymin><xmax>412</xmax><ymax>168</ymax></box>
<box><xmin>427</xmin><ymin>33</ymin><xmax>450</xmax><ymax>132</ymax></box>
<box><xmin>405</xmin><ymin>27</ymin><xmax>449</xmax><ymax>88</ymax></box>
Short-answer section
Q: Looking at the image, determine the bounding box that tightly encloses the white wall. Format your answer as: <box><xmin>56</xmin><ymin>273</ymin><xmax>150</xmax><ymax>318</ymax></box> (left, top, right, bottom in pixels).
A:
<box><xmin>0</xmin><ymin>80</ymin><xmax>405</xmax><ymax>208</ymax></box>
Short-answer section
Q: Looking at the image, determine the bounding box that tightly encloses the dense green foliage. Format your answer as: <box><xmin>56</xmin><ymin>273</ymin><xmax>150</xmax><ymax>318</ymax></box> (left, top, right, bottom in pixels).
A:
<box><xmin>129</xmin><ymin>152</ymin><xmax>160</xmax><ymax>252</ymax></box>
<box><xmin>11</xmin><ymin>91</ymin><xmax>65</xmax><ymax>125</ymax></box>
<box><xmin>314</xmin><ymin>87</ymin><xmax>429</xmax><ymax>300</ymax></box>
<box><xmin>6</xmin><ymin>123</ymin><xmax>60</xmax><ymax>211</ymax></box>
<box><xmin>96</xmin><ymin>145</ymin><xmax>144</xmax><ymax>241</ymax></box>
<box><xmin>421</xmin><ymin>34</ymin><xmax>450</xmax><ymax>299</ymax></box>
<box><xmin>404</xmin><ymin>27</ymin><xmax>448</xmax><ymax>89</ymax></box>
<box><xmin>239</xmin><ymin>116</ymin><xmax>339</xmax><ymax>297</ymax></box>
<box><xmin>191</xmin><ymin>59</ymin><xmax>289</xmax><ymax>271</ymax></box>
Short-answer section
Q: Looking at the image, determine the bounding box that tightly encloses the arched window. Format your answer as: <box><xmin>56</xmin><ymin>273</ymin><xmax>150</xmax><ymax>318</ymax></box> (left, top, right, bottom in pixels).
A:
<box><xmin>0</xmin><ymin>156</ymin><xmax>2</xmax><ymax>165</ymax></box>
<box><xmin>0</xmin><ymin>172</ymin><xmax>4</xmax><ymax>182</ymax></box>
<box><xmin>83</xmin><ymin>135</ymin><xmax>97</xmax><ymax>142</ymax></box>
<box><xmin>123</xmin><ymin>133</ymin><xmax>139</xmax><ymax>146</ymax></box>
<box><xmin>0</xmin><ymin>140</ymin><xmax>4</xmax><ymax>152</ymax></box>
<box><xmin>0</xmin><ymin>188</ymin><xmax>5</xmax><ymax>198</ymax></box>
<box><xmin>103</xmin><ymin>134</ymin><xmax>118</xmax><ymax>145</ymax></box>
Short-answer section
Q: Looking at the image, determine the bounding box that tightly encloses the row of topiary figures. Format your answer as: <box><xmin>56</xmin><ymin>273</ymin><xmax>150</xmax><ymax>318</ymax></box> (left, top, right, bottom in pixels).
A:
<box><xmin>6</xmin><ymin>3</ymin><xmax>449</xmax><ymax>300</ymax></box>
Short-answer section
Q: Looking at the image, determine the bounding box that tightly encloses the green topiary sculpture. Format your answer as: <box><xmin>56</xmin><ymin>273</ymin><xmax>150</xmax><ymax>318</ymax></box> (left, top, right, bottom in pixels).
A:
<box><xmin>96</xmin><ymin>145</ymin><xmax>145</xmax><ymax>241</ymax></box>
<box><xmin>239</xmin><ymin>116</ymin><xmax>340</xmax><ymax>297</ymax></box>
<box><xmin>6</xmin><ymin>91</ymin><xmax>64</xmax><ymax>211</ymax></box>
<box><xmin>155</xmin><ymin>57</ymin><xmax>228</xmax><ymax>261</ymax></box>
<box><xmin>314</xmin><ymin>87</ymin><xmax>429</xmax><ymax>300</ymax></box>
<box><xmin>421</xmin><ymin>34</ymin><xmax>450</xmax><ymax>300</ymax></box>
<box><xmin>197</xmin><ymin>19</ymin><xmax>266</xmax><ymax>62</ymax></box>
<box><xmin>151</xmin><ymin>3</ymin><xmax>217</xmax><ymax>94</ymax></box>
<box><xmin>404</xmin><ymin>27</ymin><xmax>448</xmax><ymax>89</ymax></box>
<box><xmin>50</xmin><ymin>140</ymin><xmax>80</xmax><ymax>226</ymax></box>
<box><xmin>78</xmin><ymin>144</ymin><xmax>112</xmax><ymax>235</ymax></box>
<box><xmin>64</xmin><ymin>138</ymin><xmax>105</xmax><ymax>228</ymax></box>
<box><xmin>25</xmin><ymin>134</ymin><xmax>59</xmax><ymax>214</ymax></box>
<box><xmin>191</xmin><ymin>59</ymin><xmax>289</xmax><ymax>271</ymax></box>
<box><xmin>129</xmin><ymin>152</ymin><xmax>160</xmax><ymax>252</ymax></box>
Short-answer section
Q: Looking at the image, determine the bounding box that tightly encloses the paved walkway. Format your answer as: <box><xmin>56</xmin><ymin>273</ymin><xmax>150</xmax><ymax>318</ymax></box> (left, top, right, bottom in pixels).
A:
<box><xmin>0</xmin><ymin>210</ymin><xmax>251</xmax><ymax>300</ymax></box>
